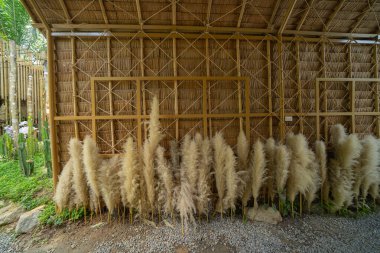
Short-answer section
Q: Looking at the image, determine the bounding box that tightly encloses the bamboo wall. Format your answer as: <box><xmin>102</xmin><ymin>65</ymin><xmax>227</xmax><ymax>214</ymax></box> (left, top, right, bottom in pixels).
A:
<box><xmin>0</xmin><ymin>40</ymin><xmax>46</xmax><ymax>125</ymax></box>
<box><xmin>51</xmin><ymin>34</ymin><xmax>380</xmax><ymax>172</ymax></box>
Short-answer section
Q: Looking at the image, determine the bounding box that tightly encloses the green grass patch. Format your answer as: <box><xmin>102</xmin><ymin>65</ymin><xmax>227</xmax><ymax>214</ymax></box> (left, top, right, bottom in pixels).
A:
<box><xmin>0</xmin><ymin>153</ymin><xmax>53</xmax><ymax>210</ymax></box>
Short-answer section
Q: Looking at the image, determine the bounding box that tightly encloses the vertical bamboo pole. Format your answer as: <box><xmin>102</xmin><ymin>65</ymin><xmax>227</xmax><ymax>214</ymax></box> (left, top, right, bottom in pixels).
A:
<box><xmin>206</xmin><ymin>38</ymin><xmax>212</xmax><ymax>136</ymax></box>
<box><xmin>47</xmin><ymin>32</ymin><xmax>59</xmax><ymax>189</ymax></box>
<box><xmin>316</xmin><ymin>79</ymin><xmax>320</xmax><ymax>140</ymax></box>
<box><xmin>267</xmin><ymin>40</ymin><xmax>273</xmax><ymax>137</ymax></box>
<box><xmin>173</xmin><ymin>38</ymin><xmax>179</xmax><ymax>139</ymax></box>
<box><xmin>236</xmin><ymin>39</ymin><xmax>243</xmax><ymax>131</ymax></box>
<box><xmin>295</xmin><ymin>41</ymin><xmax>303</xmax><ymax>133</ymax></box>
<box><xmin>139</xmin><ymin>38</ymin><xmax>146</xmax><ymax>141</ymax></box>
<box><xmin>245</xmin><ymin>78</ymin><xmax>250</xmax><ymax>141</ymax></box>
<box><xmin>278</xmin><ymin>36</ymin><xmax>285</xmax><ymax>141</ymax></box>
<box><xmin>27</xmin><ymin>72</ymin><xmax>33</xmax><ymax>119</ymax></box>
<box><xmin>34</xmin><ymin>68</ymin><xmax>38</xmax><ymax>121</ymax></box>
<box><xmin>9</xmin><ymin>40</ymin><xmax>19</xmax><ymax>145</ymax></box>
<box><xmin>71</xmin><ymin>38</ymin><xmax>79</xmax><ymax>138</ymax></box>
<box><xmin>172</xmin><ymin>0</ymin><xmax>179</xmax><ymax>140</ymax></box>
<box><xmin>373</xmin><ymin>44</ymin><xmax>380</xmax><ymax>137</ymax></box>
<box><xmin>107</xmin><ymin>38</ymin><xmax>115</xmax><ymax>153</ymax></box>
<box><xmin>91</xmin><ymin>79</ymin><xmax>96</xmax><ymax>140</ymax></box>
<box><xmin>348</xmin><ymin>44</ymin><xmax>354</xmax><ymax>133</ymax></box>
<box><xmin>136</xmin><ymin>80</ymin><xmax>142</xmax><ymax>149</ymax></box>
<box><xmin>202</xmin><ymin>79</ymin><xmax>208</xmax><ymax>137</ymax></box>
<box><xmin>351</xmin><ymin>81</ymin><xmax>356</xmax><ymax>133</ymax></box>
<box><xmin>321</xmin><ymin>42</ymin><xmax>328</xmax><ymax>141</ymax></box>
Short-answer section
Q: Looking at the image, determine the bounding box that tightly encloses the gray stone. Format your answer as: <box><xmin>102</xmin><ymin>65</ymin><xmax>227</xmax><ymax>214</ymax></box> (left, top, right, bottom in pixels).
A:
<box><xmin>15</xmin><ymin>205</ymin><xmax>44</xmax><ymax>234</ymax></box>
<box><xmin>0</xmin><ymin>203</ymin><xmax>24</xmax><ymax>226</ymax></box>
<box><xmin>247</xmin><ymin>206</ymin><xmax>282</xmax><ymax>224</ymax></box>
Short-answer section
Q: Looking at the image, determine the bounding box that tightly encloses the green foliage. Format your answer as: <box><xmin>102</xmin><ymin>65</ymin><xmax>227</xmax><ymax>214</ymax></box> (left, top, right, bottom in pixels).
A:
<box><xmin>39</xmin><ymin>202</ymin><xmax>86</xmax><ymax>226</ymax></box>
<box><xmin>41</xmin><ymin>121</ymin><xmax>52</xmax><ymax>177</ymax></box>
<box><xmin>0</xmin><ymin>0</ymin><xmax>45</xmax><ymax>52</ymax></box>
<box><xmin>0</xmin><ymin>133</ymin><xmax>14</xmax><ymax>159</ymax></box>
<box><xmin>0</xmin><ymin>0</ymin><xmax>29</xmax><ymax>44</ymax></box>
<box><xmin>0</xmin><ymin>153</ymin><xmax>52</xmax><ymax>210</ymax></box>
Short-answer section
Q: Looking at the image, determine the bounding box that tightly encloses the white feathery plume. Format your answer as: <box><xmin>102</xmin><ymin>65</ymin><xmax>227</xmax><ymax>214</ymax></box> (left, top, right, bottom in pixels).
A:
<box><xmin>196</xmin><ymin>137</ymin><xmax>212</xmax><ymax>216</ymax></box>
<box><xmin>264</xmin><ymin>137</ymin><xmax>276</xmax><ymax>203</ymax></box>
<box><xmin>223</xmin><ymin>146</ymin><xmax>238</xmax><ymax>212</ymax></box>
<box><xmin>156</xmin><ymin>146</ymin><xmax>174</xmax><ymax>216</ymax></box>
<box><xmin>212</xmin><ymin>132</ymin><xmax>227</xmax><ymax>213</ymax></box>
<box><xmin>54</xmin><ymin>159</ymin><xmax>74</xmax><ymax>213</ymax></box>
<box><xmin>99</xmin><ymin>156</ymin><xmax>121</xmax><ymax>215</ymax></box>
<box><xmin>250</xmin><ymin>140</ymin><xmax>266</xmax><ymax>209</ymax></box>
<box><xmin>274</xmin><ymin>144</ymin><xmax>290</xmax><ymax>194</ymax></box>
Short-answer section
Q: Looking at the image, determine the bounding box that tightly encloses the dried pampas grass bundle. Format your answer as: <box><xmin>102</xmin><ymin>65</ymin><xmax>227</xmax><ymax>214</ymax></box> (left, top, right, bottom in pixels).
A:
<box><xmin>100</xmin><ymin>156</ymin><xmax>121</xmax><ymax>218</ymax></box>
<box><xmin>120</xmin><ymin>137</ymin><xmax>140</xmax><ymax>219</ymax></box>
<box><xmin>264</xmin><ymin>138</ymin><xmax>276</xmax><ymax>204</ymax></box>
<box><xmin>69</xmin><ymin>138</ymin><xmax>89</xmax><ymax>209</ymax></box>
<box><xmin>237</xmin><ymin>130</ymin><xmax>249</xmax><ymax>198</ymax></box>
<box><xmin>213</xmin><ymin>132</ymin><xmax>227</xmax><ymax>214</ymax></box>
<box><xmin>170</xmin><ymin>140</ymin><xmax>180</xmax><ymax>182</ymax></box>
<box><xmin>196</xmin><ymin>136</ymin><xmax>212</xmax><ymax>217</ymax></box>
<box><xmin>142</xmin><ymin>96</ymin><xmax>164</xmax><ymax>213</ymax></box>
<box><xmin>315</xmin><ymin>141</ymin><xmax>327</xmax><ymax>202</ymax></box>
<box><xmin>286</xmin><ymin>133</ymin><xmax>314</xmax><ymax>216</ymax></box>
<box><xmin>250</xmin><ymin>140</ymin><xmax>266</xmax><ymax>209</ymax></box>
<box><xmin>330</xmin><ymin>126</ymin><xmax>362</xmax><ymax>211</ymax></box>
<box><xmin>83</xmin><ymin>136</ymin><xmax>102</xmax><ymax>213</ymax></box>
<box><xmin>274</xmin><ymin>144</ymin><xmax>290</xmax><ymax>194</ymax></box>
<box><xmin>304</xmin><ymin>151</ymin><xmax>321</xmax><ymax>212</ymax></box>
<box><xmin>156</xmin><ymin>146</ymin><xmax>174</xmax><ymax>216</ymax></box>
<box><xmin>358</xmin><ymin>135</ymin><xmax>378</xmax><ymax>200</ymax></box>
<box><xmin>54</xmin><ymin>159</ymin><xmax>74</xmax><ymax>212</ymax></box>
<box><xmin>177</xmin><ymin>135</ymin><xmax>196</xmax><ymax>233</ymax></box>
<box><xmin>223</xmin><ymin>146</ymin><xmax>238</xmax><ymax>213</ymax></box>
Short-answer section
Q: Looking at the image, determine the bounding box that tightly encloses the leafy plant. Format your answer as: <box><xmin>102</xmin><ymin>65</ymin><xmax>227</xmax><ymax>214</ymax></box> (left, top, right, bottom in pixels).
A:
<box><xmin>39</xmin><ymin>202</ymin><xmax>85</xmax><ymax>226</ymax></box>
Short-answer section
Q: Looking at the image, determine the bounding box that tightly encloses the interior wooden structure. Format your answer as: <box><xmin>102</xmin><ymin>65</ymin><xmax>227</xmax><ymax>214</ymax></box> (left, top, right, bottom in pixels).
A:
<box><xmin>21</xmin><ymin>0</ymin><xmax>380</xmax><ymax>187</ymax></box>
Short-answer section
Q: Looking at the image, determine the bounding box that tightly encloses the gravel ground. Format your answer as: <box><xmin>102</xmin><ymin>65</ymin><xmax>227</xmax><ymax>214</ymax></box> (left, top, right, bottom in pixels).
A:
<box><xmin>0</xmin><ymin>233</ymin><xmax>17</xmax><ymax>253</ymax></box>
<box><xmin>92</xmin><ymin>212</ymin><xmax>380</xmax><ymax>253</ymax></box>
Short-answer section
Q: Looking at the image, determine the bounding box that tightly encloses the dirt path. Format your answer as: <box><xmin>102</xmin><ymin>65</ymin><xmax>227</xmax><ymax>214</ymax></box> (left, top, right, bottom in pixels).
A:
<box><xmin>8</xmin><ymin>211</ymin><xmax>380</xmax><ymax>253</ymax></box>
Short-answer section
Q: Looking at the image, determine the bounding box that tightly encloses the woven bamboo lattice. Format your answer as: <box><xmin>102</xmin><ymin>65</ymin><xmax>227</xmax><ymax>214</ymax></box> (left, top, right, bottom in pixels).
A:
<box><xmin>0</xmin><ymin>39</ymin><xmax>46</xmax><ymax>124</ymax></box>
<box><xmin>19</xmin><ymin>0</ymin><xmax>380</xmax><ymax>184</ymax></box>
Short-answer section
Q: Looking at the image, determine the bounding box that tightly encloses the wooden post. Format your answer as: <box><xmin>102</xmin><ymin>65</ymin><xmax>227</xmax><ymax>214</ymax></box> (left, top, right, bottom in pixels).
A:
<box><xmin>139</xmin><ymin>38</ymin><xmax>146</xmax><ymax>140</ymax></box>
<box><xmin>316</xmin><ymin>79</ymin><xmax>320</xmax><ymax>140</ymax></box>
<box><xmin>202</xmin><ymin>79</ymin><xmax>208</xmax><ymax>137</ymax></box>
<box><xmin>136</xmin><ymin>80</ymin><xmax>142</xmax><ymax>149</ymax></box>
<box><xmin>267</xmin><ymin>40</ymin><xmax>273</xmax><ymax>137</ymax></box>
<box><xmin>245</xmin><ymin>78</ymin><xmax>250</xmax><ymax>141</ymax></box>
<box><xmin>206</xmin><ymin>38</ymin><xmax>212</xmax><ymax>136</ymax></box>
<box><xmin>47</xmin><ymin>32</ymin><xmax>59</xmax><ymax>189</ymax></box>
<box><xmin>173</xmin><ymin>38</ymin><xmax>179</xmax><ymax>139</ymax></box>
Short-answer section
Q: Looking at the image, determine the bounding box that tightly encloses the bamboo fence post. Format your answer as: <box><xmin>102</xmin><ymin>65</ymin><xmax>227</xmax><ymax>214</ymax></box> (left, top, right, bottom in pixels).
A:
<box><xmin>27</xmin><ymin>72</ymin><xmax>33</xmax><ymax>119</ymax></box>
<box><xmin>206</xmin><ymin>38</ymin><xmax>212</xmax><ymax>136</ymax></box>
<box><xmin>172</xmin><ymin>0</ymin><xmax>179</xmax><ymax>140</ymax></box>
<box><xmin>139</xmin><ymin>37</ymin><xmax>146</xmax><ymax>140</ymax></box>
<box><xmin>236</xmin><ymin>38</ymin><xmax>243</xmax><ymax>131</ymax></box>
<box><xmin>348</xmin><ymin>44</ymin><xmax>354</xmax><ymax>133</ymax></box>
<box><xmin>17</xmin><ymin>62</ymin><xmax>21</xmax><ymax>122</ymax></box>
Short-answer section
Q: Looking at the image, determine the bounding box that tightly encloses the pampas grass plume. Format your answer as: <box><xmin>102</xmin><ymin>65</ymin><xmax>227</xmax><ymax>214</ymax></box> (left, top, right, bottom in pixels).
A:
<box><xmin>223</xmin><ymin>146</ymin><xmax>238</xmax><ymax>212</ymax></box>
<box><xmin>54</xmin><ymin>159</ymin><xmax>74</xmax><ymax>212</ymax></box>
<box><xmin>275</xmin><ymin>144</ymin><xmax>290</xmax><ymax>193</ymax></box>
<box><xmin>197</xmin><ymin>137</ymin><xmax>212</xmax><ymax>216</ymax></box>
<box><xmin>69</xmin><ymin>138</ymin><xmax>89</xmax><ymax>208</ymax></box>
<box><xmin>100</xmin><ymin>156</ymin><xmax>121</xmax><ymax>215</ymax></box>
<box><xmin>213</xmin><ymin>132</ymin><xmax>227</xmax><ymax>213</ymax></box>
<box><xmin>156</xmin><ymin>146</ymin><xmax>174</xmax><ymax>215</ymax></box>
<box><xmin>251</xmin><ymin>140</ymin><xmax>266</xmax><ymax>209</ymax></box>
<box><xmin>83</xmin><ymin>136</ymin><xmax>101</xmax><ymax>199</ymax></box>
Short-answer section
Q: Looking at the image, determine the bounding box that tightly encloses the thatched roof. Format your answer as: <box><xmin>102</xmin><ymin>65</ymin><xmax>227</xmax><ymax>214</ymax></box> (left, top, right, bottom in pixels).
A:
<box><xmin>21</xmin><ymin>0</ymin><xmax>380</xmax><ymax>38</ymax></box>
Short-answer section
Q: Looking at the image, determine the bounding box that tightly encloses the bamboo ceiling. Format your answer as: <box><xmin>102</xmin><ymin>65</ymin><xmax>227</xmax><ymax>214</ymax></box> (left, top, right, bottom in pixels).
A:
<box><xmin>21</xmin><ymin>0</ymin><xmax>380</xmax><ymax>184</ymax></box>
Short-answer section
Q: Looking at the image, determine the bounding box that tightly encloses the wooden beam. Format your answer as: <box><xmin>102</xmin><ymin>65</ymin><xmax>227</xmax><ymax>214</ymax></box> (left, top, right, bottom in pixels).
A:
<box><xmin>296</xmin><ymin>0</ymin><xmax>315</xmax><ymax>31</ymax></box>
<box><xmin>324</xmin><ymin>0</ymin><xmax>347</xmax><ymax>32</ymax></box>
<box><xmin>237</xmin><ymin>0</ymin><xmax>247</xmax><ymax>28</ymax></box>
<box><xmin>71</xmin><ymin>38</ymin><xmax>79</xmax><ymax>138</ymax></box>
<box><xmin>236</xmin><ymin>39</ymin><xmax>243</xmax><ymax>130</ymax></box>
<box><xmin>98</xmin><ymin>0</ymin><xmax>109</xmax><ymax>24</ymax></box>
<box><xmin>107</xmin><ymin>38</ymin><xmax>115</xmax><ymax>153</ymax></box>
<box><xmin>321</xmin><ymin>42</ymin><xmax>328</xmax><ymax>142</ymax></box>
<box><xmin>350</xmin><ymin>0</ymin><xmax>377</xmax><ymax>33</ymax></box>
<box><xmin>28</xmin><ymin>0</ymin><xmax>50</xmax><ymax>30</ymax></box>
<box><xmin>279</xmin><ymin>0</ymin><xmax>298</xmax><ymax>35</ymax></box>
<box><xmin>58</xmin><ymin>0</ymin><xmax>71</xmax><ymax>23</ymax></box>
<box><xmin>172</xmin><ymin>0</ymin><xmax>179</xmax><ymax>139</ymax></box>
<box><xmin>34</xmin><ymin>23</ymin><xmax>380</xmax><ymax>39</ymax></box>
<box><xmin>278</xmin><ymin>36</ymin><xmax>285</xmax><ymax>141</ymax></box>
<box><xmin>267</xmin><ymin>0</ymin><xmax>281</xmax><ymax>30</ymax></box>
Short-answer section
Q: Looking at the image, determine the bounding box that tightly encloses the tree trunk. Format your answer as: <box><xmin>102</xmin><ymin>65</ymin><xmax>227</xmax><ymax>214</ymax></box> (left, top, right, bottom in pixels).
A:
<box><xmin>27</xmin><ymin>72</ymin><xmax>33</xmax><ymax>119</ymax></box>
<box><xmin>9</xmin><ymin>40</ymin><xmax>18</xmax><ymax>145</ymax></box>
